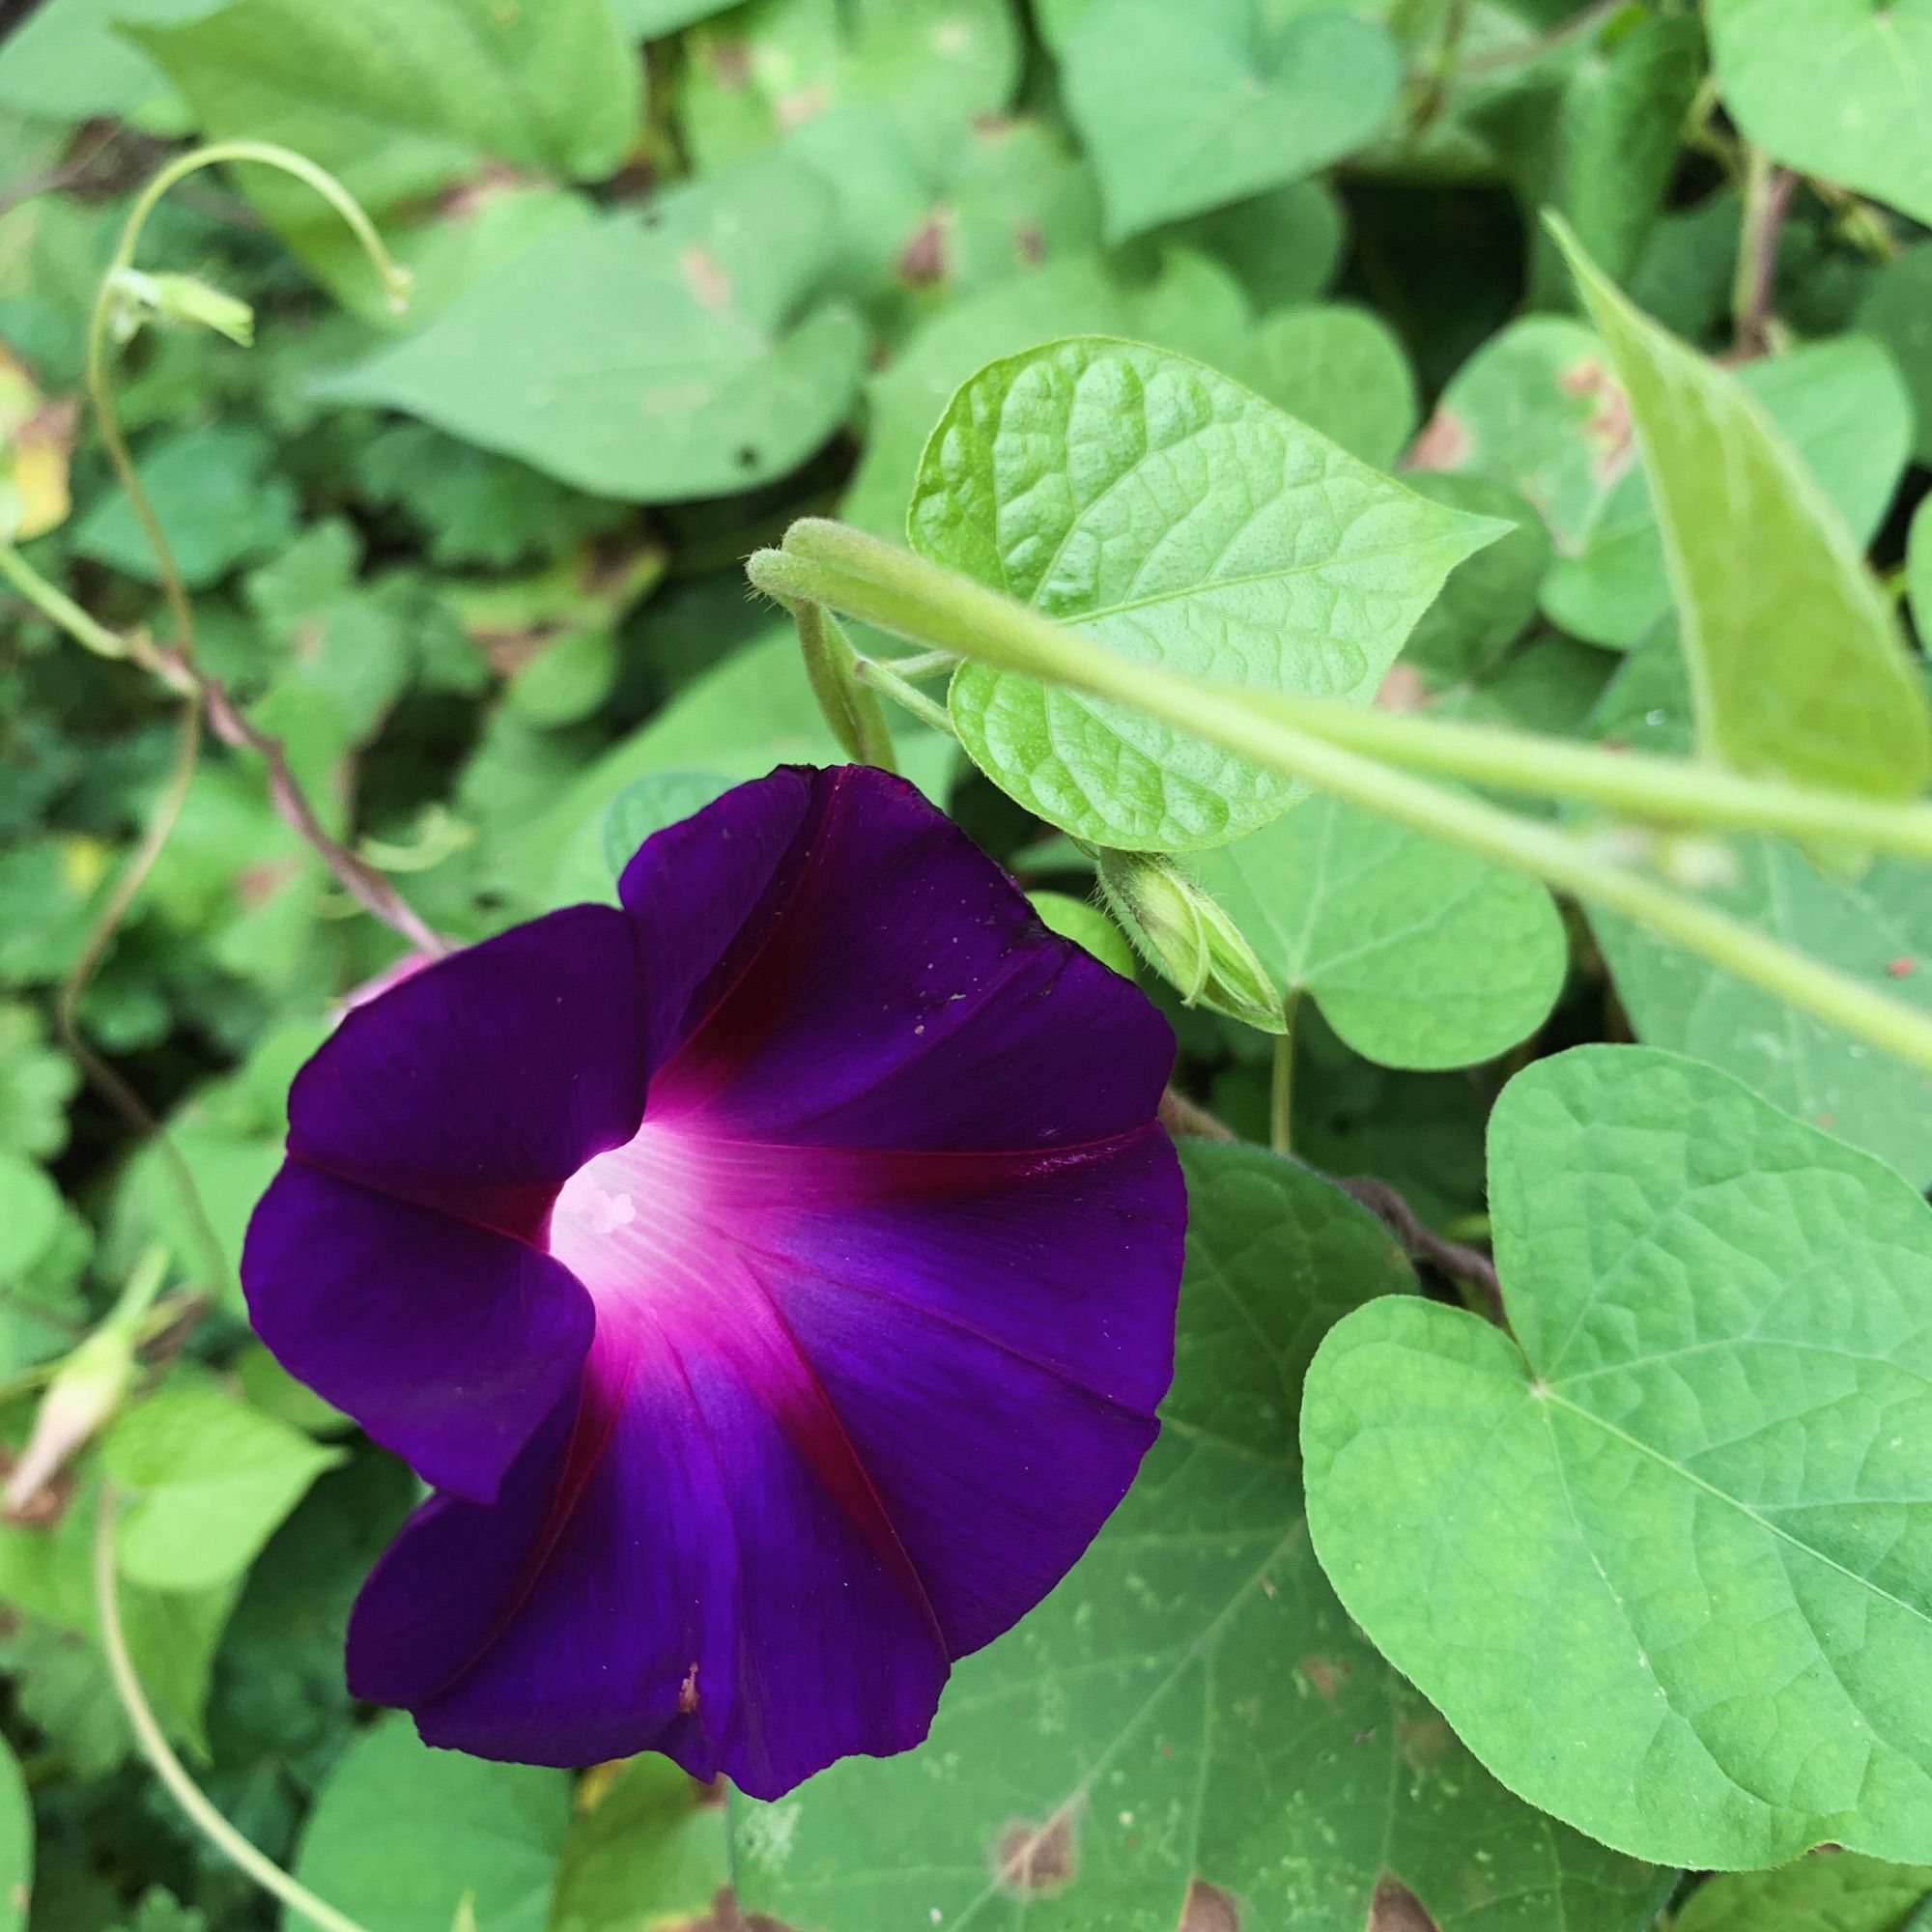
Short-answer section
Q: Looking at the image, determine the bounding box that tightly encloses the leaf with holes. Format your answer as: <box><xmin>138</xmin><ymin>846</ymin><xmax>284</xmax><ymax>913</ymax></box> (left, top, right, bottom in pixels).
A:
<box><xmin>318</xmin><ymin>155</ymin><xmax>867</xmax><ymax>502</ymax></box>
<box><xmin>1710</xmin><ymin>0</ymin><xmax>1932</xmax><ymax>228</ymax></box>
<box><xmin>917</xmin><ymin>337</ymin><xmax>1499</xmax><ymax>851</ymax></box>
<box><xmin>1304</xmin><ymin>1045</ymin><xmax>1932</xmax><ymax>1869</ymax></box>
<box><xmin>728</xmin><ymin>1144</ymin><xmax>1671</xmax><ymax>1932</ymax></box>
<box><xmin>1061</xmin><ymin>0</ymin><xmax>1400</xmax><ymax>242</ymax></box>
<box><xmin>1188</xmin><ymin>797</ymin><xmax>1566</xmax><ymax>1069</ymax></box>
<box><xmin>1550</xmin><ymin>223</ymin><xmax>1930</xmax><ymax>794</ymax></box>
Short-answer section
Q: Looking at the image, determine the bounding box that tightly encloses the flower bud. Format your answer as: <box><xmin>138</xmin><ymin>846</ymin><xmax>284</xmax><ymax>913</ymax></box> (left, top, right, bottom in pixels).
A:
<box><xmin>4</xmin><ymin>1321</ymin><xmax>135</xmax><ymax>1519</ymax></box>
<box><xmin>108</xmin><ymin>268</ymin><xmax>255</xmax><ymax>347</ymax></box>
<box><xmin>1094</xmin><ymin>850</ymin><xmax>1287</xmax><ymax>1034</ymax></box>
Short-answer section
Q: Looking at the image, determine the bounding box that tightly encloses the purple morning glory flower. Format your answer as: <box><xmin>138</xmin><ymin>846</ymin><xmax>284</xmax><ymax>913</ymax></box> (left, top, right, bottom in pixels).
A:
<box><xmin>242</xmin><ymin>765</ymin><xmax>1184</xmax><ymax>1798</ymax></box>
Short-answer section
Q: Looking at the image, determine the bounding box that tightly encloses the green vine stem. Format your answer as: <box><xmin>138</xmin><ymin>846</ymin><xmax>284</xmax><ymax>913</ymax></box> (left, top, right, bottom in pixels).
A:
<box><xmin>1269</xmin><ymin>993</ymin><xmax>1300</xmax><ymax>1158</ymax></box>
<box><xmin>749</xmin><ymin>520</ymin><xmax>1932</xmax><ymax>1079</ymax></box>
<box><xmin>94</xmin><ymin>1490</ymin><xmax>375</xmax><ymax>1932</ymax></box>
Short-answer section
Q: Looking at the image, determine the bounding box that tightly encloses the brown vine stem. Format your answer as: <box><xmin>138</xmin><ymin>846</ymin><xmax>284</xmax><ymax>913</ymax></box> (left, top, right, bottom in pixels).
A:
<box><xmin>1732</xmin><ymin>152</ymin><xmax>1797</xmax><ymax>359</ymax></box>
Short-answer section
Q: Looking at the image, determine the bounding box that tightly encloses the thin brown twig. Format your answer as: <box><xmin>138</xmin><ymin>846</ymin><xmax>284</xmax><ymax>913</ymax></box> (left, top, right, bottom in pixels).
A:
<box><xmin>175</xmin><ymin>654</ymin><xmax>447</xmax><ymax>956</ymax></box>
<box><xmin>1732</xmin><ymin>157</ymin><xmax>1797</xmax><ymax>359</ymax></box>
<box><xmin>1160</xmin><ymin>1085</ymin><xmax>1504</xmax><ymax>1321</ymax></box>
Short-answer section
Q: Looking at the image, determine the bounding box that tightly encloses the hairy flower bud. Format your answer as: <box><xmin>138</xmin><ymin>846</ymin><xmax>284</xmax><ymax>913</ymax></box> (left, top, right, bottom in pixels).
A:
<box><xmin>1094</xmin><ymin>849</ymin><xmax>1287</xmax><ymax>1034</ymax></box>
<box><xmin>4</xmin><ymin>1322</ymin><xmax>134</xmax><ymax>1519</ymax></box>
<box><xmin>108</xmin><ymin>268</ymin><xmax>255</xmax><ymax>347</ymax></box>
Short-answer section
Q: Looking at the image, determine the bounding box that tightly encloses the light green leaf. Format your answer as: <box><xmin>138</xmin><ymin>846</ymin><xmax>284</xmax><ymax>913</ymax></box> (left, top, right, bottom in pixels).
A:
<box><xmin>1189</xmin><ymin>796</ymin><xmax>1566</xmax><ymax>1068</ymax></box>
<box><xmin>1062</xmin><ymin>0</ymin><xmax>1400</xmax><ymax>242</ymax></box>
<box><xmin>732</xmin><ymin>1142</ymin><xmax>1668</xmax><ymax>1931</ymax></box>
<box><xmin>1242</xmin><ymin>303</ymin><xmax>1418</xmax><ymax>469</ymax></box>
<box><xmin>602</xmin><ymin>772</ymin><xmax>733</xmax><ymax>880</ymax></box>
<box><xmin>1026</xmin><ymin>890</ymin><xmax>1138</xmax><ymax>980</ymax></box>
<box><xmin>1586</xmin><ymin>634</ymin><xmax>1932</xmax><ymax>1190</ymax></box>
<box><xmin>615</xmin><ymin>0</ymin><xmax>733</xmax><ymax>32</ymax></box>
<box><xmin>0</xmin><ymin>1003</ymin><xmax>79</xmax><ymax>1161</ymax></box>
<box><xmin>1552</xmin><ymin>221</ymin><xmax>1931</xmax><ymax>797</ymax></box>
<box><xmin>321</xmin><ymin>156</ymin><xmax>866</xmax><ymax>501</ymax></box>
<box><xmin>0</xmin><ymin>0</ymin><xmax>208</xmax><ymax>125</ymax></box>
<box><xmin>843</xmin><ymin>249</ymin><xmax>1250</xmax><ymax>540</ymax></box>
<box><xmin>1676</xmin><ymin>1851</ymin><xmax>1932</xmax><ymax>1932</ymax></box>
<box><xmin>918</xmin><ymin>336</ymin><xmax>1499</xmax><ymax>850</ymax></box>
<box><xmin>1540</xmin><ymin>336</ymin><xmax>1916</xmax><ymax>650</ymax></box>
<box><xmin>132</xmin><ymin>0</ymin><xmax>639</xmax><ymax>229</ymax></box>
<box><xmin>549</xmin><ymin>1758</ymin><xmax>727</xmax><ymax>1932</ymax></box>
<box><xmin>1710</xmin><ymin>0</ymin><xmax>1932</xmax><ymax>227</ymax></box>
<box><xmin>291</xmin><ymin>1713</ymin><xmax>570</xmax><ymax>1932</ymax></box>
<box><xmin>1913</xmin><ymin>496</ymin><xmax>1932</xmax><ymax>647</ymax></box>
<box><xmin>0</xmin><ymin>1732</ymin><xmax>26</xmax><ymax>1932</ymax></box>
<box><xmin>1163</xmin><ymin>177</ymin><xmax>1345</xmax><ymax>314</ymax></box>
<box><xmin>1303</xmin><ymin>1044</ymin><xmax>1932</xmax><ymax>1869</ymax></box>
<box><xmin>104</xmin><ymin>1387</ymin><xmax>343</xmax><ymax>1594</ymax></box>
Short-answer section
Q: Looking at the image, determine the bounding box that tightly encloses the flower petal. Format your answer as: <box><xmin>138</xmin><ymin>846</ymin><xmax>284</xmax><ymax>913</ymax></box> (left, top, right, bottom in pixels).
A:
<box><xmin>242</xmin><ymin>1163</ymin><xmax>593</xmax><ymax>1502</ymax></box>
<box><xmin>285</xmin><ymin>904</ymin><xmax>648</xmax><ymax>1240</ymax></box>
<box><xmin>349</xmin><ymin>1249</ymin><xmax>950</xmax><ymax>1797</ymax></box>
<box><xmin>624</xmin><ymin>765</ymin><xmax>1175</xmax><ymax>1148</ymax></box>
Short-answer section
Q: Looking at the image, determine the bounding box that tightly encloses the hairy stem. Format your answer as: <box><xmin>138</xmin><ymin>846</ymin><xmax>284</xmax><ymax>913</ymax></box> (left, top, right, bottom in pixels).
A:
<box><xmin>94</xmin><ymin>1492</ymin><xmax>374</xmax><ymax>1932</ymax></box>
<box><xmin>852</xmin><ymin>653</ymin><xmax>958</xmax><ymax>739</ymax></box>
<box><xmin>1733</xmin><ymin>151</ymin><xmax>1796</xmax><ymax>357</ymax></box>
<box><xmin>751</xmin><ymin>523</ymin><xmax>1932</xmax><ymax>1079</ymax></box>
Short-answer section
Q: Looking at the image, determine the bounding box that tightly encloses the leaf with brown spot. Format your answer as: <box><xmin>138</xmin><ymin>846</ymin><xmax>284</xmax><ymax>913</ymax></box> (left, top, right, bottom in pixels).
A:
<box><xmin>728</xmin><ymin>1147</ymin><xmax>1672</xmax><ymax>1931</ymax></box>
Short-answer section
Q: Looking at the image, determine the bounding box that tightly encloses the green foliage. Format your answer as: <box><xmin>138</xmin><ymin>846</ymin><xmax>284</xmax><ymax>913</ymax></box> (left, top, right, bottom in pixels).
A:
<box><xmin>10</xmin><ymin>3</ymin><xmax>1932</xmax><ymax>1926</ymax></box>
<box><xmin>289</xmin><ymin>1715</ymin><xmax>571</xmax><ymax>1932</ymax></box>
<box><xmin>917</xmin><ymin>335</ymin><xmax>1496</xmax><ymax>849</ymax></box>
<box><xmin>1553</xmin><ymin>222</ymin><xmax>1932</xmax><ymax>798</ymax></box>
<box><xmin>732</xmin><ymin>1143</ymin><xmax>1669</xmax><ymax>1930</ymax></box>
<box><xmin>1189</xmin><ymin>795</ymin><xmax>1566</xmax><ymax>1068</ymax></box>
<box><xmin>1304</xmin><ymin>1046</ymin><xmax>1932</xmax><ymax>1869</ymax></box>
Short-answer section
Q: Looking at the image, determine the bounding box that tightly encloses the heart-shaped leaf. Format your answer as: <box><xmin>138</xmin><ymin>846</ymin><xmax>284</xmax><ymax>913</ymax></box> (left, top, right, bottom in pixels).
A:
<box><xmin>1711</xmin><ymin>0</ymin><xmax>1932</xmax><ymax>227</ymax></box>
<box><xmin>729</xmin><ymin>1143</ymin><xmax>1670</xmax><ymax>1931</ymax></box>
<box><xmin>319</xmin><ymin>156</ymin><xmax>867</xmax><ymax>502</ymax></box>
<box><xmin>1062</xmin><ymin>0</ymin><xmax>1400</xmax><ymax>242</ymax></box>
<box><xmin>1304</xmin><ymin>1045</ymin><xmax>1932</xmax><ymax>1869</ymax></box>
<box><xmin>1188</xmin><ymin>796</ymin><xmax>1566</xmax><ymax>1069</ymax></box>
<box><xmin>917</xmin><ymin>336</ymin><xmax>1499</xmax><ymax>851</ymax></box>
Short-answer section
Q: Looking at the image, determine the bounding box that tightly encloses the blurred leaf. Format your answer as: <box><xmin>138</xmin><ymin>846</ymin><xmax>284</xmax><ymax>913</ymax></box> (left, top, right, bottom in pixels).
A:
<box><xmin>1554</xmin><ymin>222</ymin><xmax>1930</xmax><ymax>796</ymax></box>
<box><xmin>104</xmin><ymin>1387</ymin><xmax>344</xmax><ymax>1594</ymax></box>
<box><xmin>614</xmin><ymin>0</ymin><xmax>734</xmax><ymax>30</ymax></box>
<box><xmin>1711</xmin><ymin>0</ymin><xmax>1932</xmax><ymax>227</ymax></box>
<box><xmin>1587</xmin><ymin>633</ymin><xmax>1932</xmax><ymax>1189</ymax></box>
<box><xmin>1304</xmin><ymin>1045</ymin><xmax>1932</xmax><ymax>1868</ymax></box>
<box><xmin>1062</xmin><ymin>0</ymin><xmax>1400</xmax><ymax>242</ymax></box>
<box><xmin>0</xmin><ymin>344</ymin><xmax>73</xmax><ymax>541</ymax></box>
<box><xmin>548</xmin><ymin>1758</ymin><xmax>728</xmax><ymax>1932</ymax></box>
<box><xmin>0</xmin><ymin>0</ymin><xmax>210</xmax><ymax>124</ymax></box>
<box><xmin>0</xmin><ymin>1729</ymin><xmax>26</xmax><ymax>1932</ymax></box>
<box><xmin>0</xmin><ymin>1151</ymin><xmax>63</xmax><ymax>1289</ymax></box>
<box><xmin>681</xmin><ymin>0</ymin><xmax>1022</xmax><ymax>178</ymax></box>
<box><xmin>919</xmin><ymin>336</ymin><xmax>1498</xmax><ymax>850</ymax></box>
<box><xmin>601</xmin><ymin>772</ymin><xmax>732</xmax><ymax>880</ymax></box>
<box><xmin>1242</xmin><ymin>302</ymin><xmax>1417</xmax><ymax>468</ymax></box>
<box><xmin>1857</xmin><ymin>244</ymin><xmax>1932</xmax><ymax>467</ymax></box>
<box><xmin>1190</xmin><ymin>797</ymin><xmax>1566</xmax><ymax>1068</ymax></box>
<box><xmin>321</xmin><ymin>156</ymin><xmax>867</xmax><ymax>501</ymax></box>
<box><xmin>0</xmin><ymin>1002</ymin><xmax>78</xmax><ymax>1160</ymax></box>
<box><xmin>1675</xmin><ymin>1852</ymin><xmax>1932</xmax><ymax>1932</ymax></box>
<box><xmin>132</xmin><ymin>0</ymin><xmax>641</xmax><ymax>237</ymax></box>
<box><xmin>73</xmin><ymin>425</ymin><xmax>298</xmax><ymax>591</ymax></box>
<box><xmin>230</xmin><ymin>1342</ymin><xmax>350</xmax><ymax>1437</ymax></box>
<box><xmin>731</xmin><ymin>1143</ymin><xmax>1668</xmax><ymax>1929</ymax></box>
<box><xmin>290</xmin><ymin>1714</ymin><xmax>570</xmax><ymax>1932</ymax></box>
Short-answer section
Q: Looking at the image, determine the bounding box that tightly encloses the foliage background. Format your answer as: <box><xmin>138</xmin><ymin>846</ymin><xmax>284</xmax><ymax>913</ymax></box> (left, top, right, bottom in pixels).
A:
<box><xmin>3</xmin><ymin>0</ymin><xmax>1932</xmax><ymax>1926</ymax></box>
